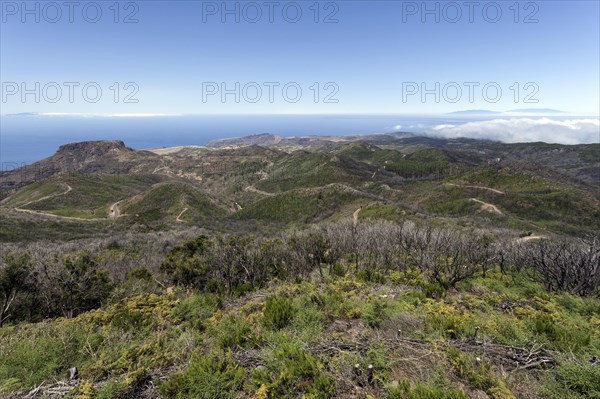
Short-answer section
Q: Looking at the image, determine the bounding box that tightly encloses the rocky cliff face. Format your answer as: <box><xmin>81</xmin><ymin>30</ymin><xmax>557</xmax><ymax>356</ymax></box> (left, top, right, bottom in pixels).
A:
<box><xmin>0</xmin><ymin>140</ymin><xmax>155</xmax><ymax>190</ymax></box>
<box><xmin>57</xmin><ymin>140</ymin><xmax>129</xmax><ymax>157</ymax></box>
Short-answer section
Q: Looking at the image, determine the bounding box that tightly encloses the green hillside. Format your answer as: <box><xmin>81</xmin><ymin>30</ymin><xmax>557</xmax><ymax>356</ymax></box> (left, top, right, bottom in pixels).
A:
<box><xmin>122</xmin><ymin>183</ymin><xmax>228</xmax><ymax>225</ymax></box>
<box><xmin>1</xmin><ymin>137</ymin><xmax>599</xmax><ymax>398</ymax></box>
<box><xmin>236</xmin><ymin>184</ymin><xmax>374</xmax><ymax>224</ymax></box>
<box><xmin>17</xmin><ymin>174</ymin><xmax>163</xmax><ymax>219</ymax></box>
<box><xmin>1</xmin><ymin>250</ymin><xmax>598</xmax><ymax>399</ymax></box>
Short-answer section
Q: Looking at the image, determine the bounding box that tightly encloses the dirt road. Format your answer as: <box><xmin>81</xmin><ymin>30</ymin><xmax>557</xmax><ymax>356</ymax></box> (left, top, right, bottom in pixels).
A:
<box><xmin>353</xmin><ymin>207</ymin><xmax>362</xmax><ymax>227</ymax></box>
<box><xmin>109</xmin><ymin>202</ymin><xmax>121</xmax><ymax>218</ymax></box>
<box><xmin>447</xmin><ymin>183</ymin><xmax>505</xmax><ymax>195</ymax></box>
<box><xmin>470</xmin><ymin>198</ymin><xmax>503</xmax><ymax>215</ymax></box>
<box><xmin>176</xmin><ymin>208</ymin><xmax>188</xmax><ymax>222</ymax></box>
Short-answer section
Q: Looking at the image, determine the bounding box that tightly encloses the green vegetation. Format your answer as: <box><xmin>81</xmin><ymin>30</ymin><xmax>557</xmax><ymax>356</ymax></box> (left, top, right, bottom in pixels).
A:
<box><xmin>262</xmin><ymin>294</ymin><xmax>296</xmax><ymax>330</ymax></box>
<box><xmin>1</xmin><ymin>266</ymin><xmax>598</xmax><ymax>398</ymax></box>
<box><xmin>1</xmin><ymin>138</ymin><xmax>599</xmax><ymax>398</ymax></box>
<box><xmin>2</xmin><ymin>139</ymin><xmax>598</xmax><ymax>240</ymax></box>
<box><xmin>160</xmin><ymin>352</ymin><xmax>245</xmax><ymax>399</ymax></box>
<box><xmin>123</xmin><ymin>183</ymin><xmax>227</xmax><ymax>225</ymax></box>
<box><xmin>26</xmin><ymin>174</ymin><xmax>162</xmax><ymax>218</ymax></box>
<box><xmin>236</xmin><ymin>185</ymin><xmax>367</xmax><ymax>224</ymax></box>
<box><xmin>1</xmin><ymin>180</ymin><xmax>64</xmax><ymax>208</ymax></box>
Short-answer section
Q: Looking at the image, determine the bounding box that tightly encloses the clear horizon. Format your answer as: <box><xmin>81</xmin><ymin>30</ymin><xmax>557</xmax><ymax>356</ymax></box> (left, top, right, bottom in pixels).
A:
<box><xmin>1</xmin><ymin>1</ymin><xmax>599</xmax><ymax>163</ymax></box>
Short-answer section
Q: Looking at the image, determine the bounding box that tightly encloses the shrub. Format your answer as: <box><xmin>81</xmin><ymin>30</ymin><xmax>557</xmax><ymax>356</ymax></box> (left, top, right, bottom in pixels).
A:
<box><xmin>389</xmin><ymin>267</ymin><xmax>426</xmax><ymax>288</ymax></box>
<box><xmin>0</xmin><ymin>323</ymin><xmax>88</xmax><ymax>390</ymax></box>
<box><xmin>211</xmin><ymin>316</ymin><xmax>255</xmax><ymax>349</ymax></box>
<box><xmin>0</xmin><ymin>252</ymin><xmax>35</xmax><ymax>326</ymax></box>
<box><xmin>94</xmin><ymin>379</ymin><xmax>129</xmax><ymax>399</ymax></box>
<box><xmin>363</xmin><ymin>298</ymin><xmax>388</xmax><ymax>329</ymax></box>
<box><xmin>255</xmin><ymin>341</ymin><xmax>335</xmax><ymax>398</ymax></box>
<box><xmin>43</xmin><ymin>251</ymin><xmax>113</xmax><ymax>319</ymax></box>
<box><xmin>109</xmin><ymin>304</ymin><xmax>153</xmax><ymax>333</ymax></box>
<box><xmin>387</xmin><ymin>379</ymin><xmax>468</xmax><ymax>399</ymax></box>
<box><xmin>330</xmin><ymin>263</ymin><xmax>346</xmax><ymax>278</ymax></box>
<box><xmin>531</xmin><ymin>313</ymin><xmax>591</xmax><ymax>351</ymax></box>
<box><xmin>424</xmin><ymin>282</ymin><xmax>446</xmax><ymax>299</ymax></box>
<box><xmin>160</xmin><ymin>235</ymin><xmax>214</xmax><ymax>289</ymax></box>
<box><xmin>542</xmin><ymin>358</ymin><xmax>600</xmax><ymax>399</ymax></box>
<box><xmin>127</xmin><ymin>267</ymin><xmax>152</xmax><ymax>281</ymax></box>
<box><xmin>446</xmin><ymin>347</ymin><xmax>516</xmax><ymax>399</ymax></box>
<box><xmin>290</xmin><ymin>301</ymin><xmax>325</xmax><ymax>342</ymax></box>
<box><xmin>262</xmin><ymin>295</ymin><xmax>295</xmax><ymax>331</ymax></box>
<box><xmin>357</xmin><ymin>268</ymin><xmax>386</xmax><ymax>284</ymax></box>
<box><xmin>172</xmin><ymin>293</ymin><xmax>221</xmax><ymax>331</ymax></box>
<box><xmin>160</xmin><ymin>352</ymin><xmax>245</xmax><ymax>399</ymax></box>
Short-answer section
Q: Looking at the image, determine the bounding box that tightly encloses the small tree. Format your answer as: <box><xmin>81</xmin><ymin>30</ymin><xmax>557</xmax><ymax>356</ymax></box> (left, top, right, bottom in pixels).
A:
<box><xmin>213</xmin><ymin>235</ymin><xmax>255</xmax><ymax>293</ymax></box>
<box><xmin>520</xmin><ymin>235</ymin><xmax>600</xmax><ymax>296</ymax></box>
<box><xmin>44</xmin><ymin>251</ymin><xmax>112</xmax><ymax>318</ymax></box>
<box><xmin>423</xmin><ymin>231</ymin><xmax>480</xmax><ymax>290</ymax></box>
<box><xmin>0</xmin><ymin>252</ymin><xmax>34</xmax><ymax>326</ymax></box>
<box><xmin>160</xmin><ymin>235</ymin><xmax>214</xmax><ymax>290</ymax></box>
<box><xmin>289</xmin><ymin>229</ymin><xmax>329</xmax><ymax>279</ymax></box>
<box><xmin>256</xmin><ymin>238</ymin><xmax>289</xmax><ymax>280</ymax></box>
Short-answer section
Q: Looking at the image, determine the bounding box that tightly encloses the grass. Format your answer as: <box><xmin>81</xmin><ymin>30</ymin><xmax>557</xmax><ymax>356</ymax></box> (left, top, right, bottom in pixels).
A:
<box><xmin>255</xmin><ymin>151</ymin><xmax>369</xmax><ymax>193</ymax></box>
<box><xmin>236</xmin><ymin>185</ymin><xmax>368</xmax><ymax>224</ymax></box>
<box><xmin>1</xmin><ymin>267</ymin><xmax>598</xmax><ymax>397</ymax></box>
<box><xmin>123</xmin><ymin>182</ymin><xmax>227</xmax><ymax>225</ymax></box>
<box><xmin>160</xmin><ymin>352</ymin><xmax>246</xmax><ymax>399</ymax></box>
<box><xmin>359</xmin><ymin>203</ymin><xmax>406</xmax><ymax>221</ymax></box>
<box><xmin>390</xmin><ymin>166</ymin><xmax>600</xmax><ymax>234</ymax></box>
<box><xmin>1</xmin><ymin>180</ymin><xmax>64</xmax><ymax>207</ymax></box>
<box><xmin>19</xmin><ymin>174</ymin><xmax>163</xmax><ymax>218</ymax></box>
<box><xmin>2</xmin><ymin>142</ymin><xmax>599</xmax><ymax>241</ymax></box>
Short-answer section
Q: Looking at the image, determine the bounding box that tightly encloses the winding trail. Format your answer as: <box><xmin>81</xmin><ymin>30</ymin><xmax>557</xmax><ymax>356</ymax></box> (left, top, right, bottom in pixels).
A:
<box><xmin>10</xmin><ymin>184</ymin><xmax>103</xmax><ymax>221</ymax></box>
<box><xmin>12</xmin><ymin>208</ymin><xmax>101</xmax><ymax>222</ymax></box>
<box><xmin>516</xmin><ymin>235</ymin><xmax>547</xmax><ymax>243</ymax></box>
<box><xmin>176</xmin><ymin>208</ymin><xmax>189</xmax><ymax>222</ymax></box>
<box><xmin>7</xmin><ymin>183</ymin><xmax>118</xmax><ymax>222</ymax></box>
<box><xmin>13</xmin><ymin>183</ymin><xmax>73</xmax><ymax>208</ymax></box>
<box><xmin>109</xmin><ymin>201</ymin><xmax>121</xmax><ymax>219</ymax></box>
<box><xmin>447</xmin><ymin>183</ymin><xmax>505</xmax><ymax>195</ymax></box>
<box><xmin>244</xmin><ymin>185</ymin><xmax>275</xmax><ymax>196</ymax></box>
<box><xmin>353</xmin><ymin>207</ymin><xmax>362</xmax><ymax>227</ymax></box>
<box><xmin>470</xmin><ymin>198</ymin><xmax>503</xmax><ymax>215</ymax></box>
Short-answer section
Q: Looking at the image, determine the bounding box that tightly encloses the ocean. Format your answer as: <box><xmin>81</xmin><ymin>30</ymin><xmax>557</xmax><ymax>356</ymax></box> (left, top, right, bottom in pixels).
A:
<box><xmin>1</xmin><ymin>113</ymin><xmax>597</xmax><ymax>166</ymax></box>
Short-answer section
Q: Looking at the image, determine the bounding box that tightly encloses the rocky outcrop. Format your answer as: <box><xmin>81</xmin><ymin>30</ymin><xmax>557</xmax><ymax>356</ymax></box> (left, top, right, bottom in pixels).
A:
<box><xmin>0</xmin><ymin>141</ymin><xmax>156</xmax><ymax>190</ymax></box>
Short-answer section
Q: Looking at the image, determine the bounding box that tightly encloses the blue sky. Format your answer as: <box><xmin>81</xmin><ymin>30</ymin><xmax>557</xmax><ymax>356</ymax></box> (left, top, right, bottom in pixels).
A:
<box><xmin>1</xmin><ymin>0</ymin><xmax>599</xmax><ymax>115</ymax></box>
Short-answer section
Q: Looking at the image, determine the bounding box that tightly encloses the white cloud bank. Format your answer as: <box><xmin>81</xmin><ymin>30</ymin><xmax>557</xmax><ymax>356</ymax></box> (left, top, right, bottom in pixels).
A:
<box><xmin>428</xmin><ymin>118</ymin><xmax>600</xmax><ymax>144</ymax></box>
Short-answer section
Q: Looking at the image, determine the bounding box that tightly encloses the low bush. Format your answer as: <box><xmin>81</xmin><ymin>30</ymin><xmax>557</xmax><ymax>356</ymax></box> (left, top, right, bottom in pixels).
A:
<box><xmin>254</xmin><ymin>341</ymin><xmax>335</xmax><ymax>399</ymax></box>
<box><xmin>363</xmin><ymin>298</ymin><xmax>389</xmax><ymax>329</ymax></box>
<box><xmin>210</xmin><ymin>315</ymin><xmax>255</xmax><ymax>349</ymax></box>
<box><xmin>160</xmin><ymin>352</ymin><xmax>245</xmax><ymax>399</ymax></box>
<box><xmin>387</xmin><ymin>379</ymin><xmax>468</xmax><ymax>399</ymax></box>
<box><xmin>542</xmin><ymin>357</ymin><xmax>600</xmax><ymax>399</ymax></box>
<box><xmin>262</xmin><ymin>294</ymin><xmax>295</xmax><ymax>331</ymax></box>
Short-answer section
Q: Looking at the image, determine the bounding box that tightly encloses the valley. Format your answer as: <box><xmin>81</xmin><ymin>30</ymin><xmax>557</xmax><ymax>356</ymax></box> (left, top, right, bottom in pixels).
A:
<box><xmin>0</xmin><ymin>133</ymin><xmax>598</xmax><ymax>399</ymax></box>
<box><xmin>1</xmin><ymin>134</ymin><xmax>598</xmax><ymax>242</ymax></box>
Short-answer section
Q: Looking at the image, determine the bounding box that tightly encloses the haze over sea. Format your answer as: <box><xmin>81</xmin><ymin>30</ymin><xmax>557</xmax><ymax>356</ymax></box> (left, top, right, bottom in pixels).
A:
<box><xmin>1</xmin><ymin>113</ymin><xmax>598</xmax><ymax>166</ymax></box>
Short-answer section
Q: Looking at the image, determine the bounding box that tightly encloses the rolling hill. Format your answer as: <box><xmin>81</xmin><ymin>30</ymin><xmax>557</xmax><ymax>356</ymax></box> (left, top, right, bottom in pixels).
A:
<box><xmin>0</xmin><ymin>134</ymin><xmax>598</xmax><ymax>242</ymax></box>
